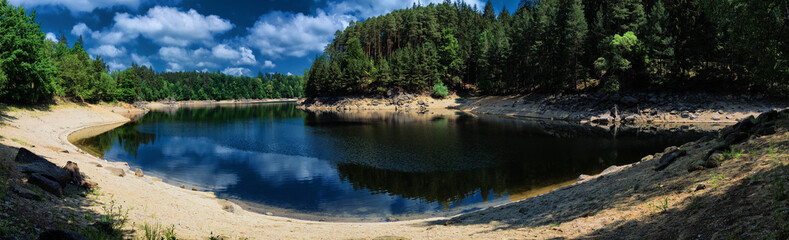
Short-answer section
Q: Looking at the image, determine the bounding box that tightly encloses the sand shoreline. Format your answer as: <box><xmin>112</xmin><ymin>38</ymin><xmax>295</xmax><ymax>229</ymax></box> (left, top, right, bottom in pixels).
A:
<box><xmin>2</xmin><ymin>99</ymin><xmax>787</xmax><ymax>239</ymax></box>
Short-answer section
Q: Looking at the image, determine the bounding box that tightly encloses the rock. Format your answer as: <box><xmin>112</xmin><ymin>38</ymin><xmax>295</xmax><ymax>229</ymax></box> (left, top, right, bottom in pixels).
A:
<box><xmin>219</xmin><ymin>200</ymin><xmax>235</xmax><ymax>213</ymax></box>
<box><xmin>38</xmin><ymin>230</ymin><xmax>89</xmax><ymax>240</ymax></box>
<box><xmin>623</xmin><ymin>115</ymin><xmax>638</xmax><ymax>123</ymax></box>
<box><xmin>80</xmin><ymin>180</ymin><xmax>98</xmax><ymax>190</ymax></box>
<box><xmin>654</xmin><ymin>149</ymin><xmax>687</xmax><ymax>171</ymax></box>
<box><xmin>17</xmin><ymin>161</ymin><xmax>71</xmax><ymax>187</ymax></box>
<box><xmin>62</xmin><ymin>161</ymin><xmax>83</xmax><ymax>185</ymax></box>
<box><xmin>60</xmin><ymin>150</ymin><xmax>69</xmax><ymax>154</ymax></box>
<box><xmin>695</xmin><ymin>183</ymin><xmax>707</xmax><ymax>191</ymax></box>
<box><xmin>14</xmin><ymin>148</ymin><xmax>44</xmax><ymax>164</ymax></box>
<box><xmin>681</xmin><ymin>112</ymin><xmax>690</xmax><ymax>118</ymax></box>
<box><xmin>726</xmin><ymin>116</ymin><xmax>733</xmax><ymax>120</ymax></box>
<box><xmin>192</xmin><ymin>187</ymin><xmax>197</xmax><ymax>191</ymax></box>
<box><xmin>578</xmin><ymin>174</ymin><xmax>592</xmax><ymax>182</ymax></box>
<box><xmin>104</xmin><ymin>167</ymin><xmax>125</xmax><ymax>177</ymax></box>
<box><xmin>689</xmin><ymin>114</ymin><xmax>698</xmax><ymax>120</ymax></box>
<box><xmin>134</xmin><ymin>168</ymin><xmax>144</xmax><ymax>177</ymax></box>
<box><xmin>180</xmin><ymin>184</ymin><xmax>185</xmax><ymax>189</ymax></box>
<box><xmin>265</xmin><ymin>212</ymin><xmax>273</xmax><ymax>216</ymax></box>
<box><xmin>712</xmin><ymin>115</ymin><xmax>721</xmax><ymax>121</ymax></box>
<box><xmin>601</xmin><ymin>165</ymin><xmax>623</xmax><ymax>175</ymax></box>
<box><xmin>12</xmin><ymin>186</ymin><xmax>42</xmax><ymax>201</ymax></box>
<box><xmin>705</xmin><ymin>152</ymin><xmax>726</xmax><ymax>168</ymax></box>
<box><xmin>15</xmin><ymin>148</ymin><xmax>71</xmax><ymax>187</ymax></box>
<box><xmin>28</xmin><ymin>173</ymin><xmax>63</xmax><ymax>196</ymax></box>
<box><xmin>641</xmin><ymin>155</ymin><xmax>654</xmax><ymax>162</ymax></box>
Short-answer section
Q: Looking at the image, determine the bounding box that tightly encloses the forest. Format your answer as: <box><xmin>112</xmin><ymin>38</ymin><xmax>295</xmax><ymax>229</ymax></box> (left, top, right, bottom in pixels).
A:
<box><xmin>0</xmin><ymin>0</ymin><xmax>304</xmax><ymax>104</ymax></box>
<box><xmin>305</xmin><ymin>0</ymin><xmax>789</xmax><ymax>97</ymax></box>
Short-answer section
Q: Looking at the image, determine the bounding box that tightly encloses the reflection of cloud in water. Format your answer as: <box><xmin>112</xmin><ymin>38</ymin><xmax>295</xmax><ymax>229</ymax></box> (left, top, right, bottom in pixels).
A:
<box><xmin>157</xmin><ymin>137</ymin><xmax>338</xmax><ymax>187</ymax></box>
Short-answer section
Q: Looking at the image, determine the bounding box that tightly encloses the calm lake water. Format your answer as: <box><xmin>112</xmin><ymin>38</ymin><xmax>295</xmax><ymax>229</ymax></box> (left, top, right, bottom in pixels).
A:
<box><xmin>73</xmin><ymin>102</ymin><xmax>713</xmax><ymax>221</ymax></box>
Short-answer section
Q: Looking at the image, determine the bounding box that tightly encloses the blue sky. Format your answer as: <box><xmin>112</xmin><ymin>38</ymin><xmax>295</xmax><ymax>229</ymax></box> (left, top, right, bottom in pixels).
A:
<box><xmin>15</xmin><ymin>0</ymin><xmax>519</xmax><ymax>76</ymax></box>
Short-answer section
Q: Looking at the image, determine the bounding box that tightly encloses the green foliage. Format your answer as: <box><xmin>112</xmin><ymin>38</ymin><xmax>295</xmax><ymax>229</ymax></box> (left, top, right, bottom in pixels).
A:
<box><xmin>0</xmin><ymin>0</ymin><xmax>55</xmax><ymax>103</ymax></box>
<box><xmin>140</xmin><ymin>223</ymin><xmax>177</xmax><ymax>240</ymax></box>
<box><xmin>432</xmin><ymin>81</ymin><xmax>449</xmax><ymax>98</ymax></box>
<box><xmin>645</xmin><ymin>196</ymin><xmax>669</xmax><ymax>213</ymax></box>
<box><xmin>304</xmin><ymin>0</ymin><xmax>789</xmax><ymax>97</ymax></box>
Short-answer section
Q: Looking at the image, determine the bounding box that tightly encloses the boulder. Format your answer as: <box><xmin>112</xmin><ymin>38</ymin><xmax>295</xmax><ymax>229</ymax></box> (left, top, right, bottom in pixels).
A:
<box><xmin>654</xmin><ymin>149</ymin><xmax>688</xmax><ymax>171</ymax></box>
<box><xmin>63</xmin><ymin>161</ymin><xmax>83</xmax><ymax>185</ymax></box>
<box><xmin>578</xmin><ymin>174</ymin><xmax>592</xmax><ymax>182</ymax></box>
<box><xmin>28</xmin><ymin>173</ymin><xmax>63</xmax><ymax>196</ymax></box>
<box><xmin>15</xmin><ymin>149</ymin><xmax>71</xmax><ymax>188</ymax></box>
<box><xmin>712</xmin><ymin>115</ymin><xmax>721</xmax><ymax>121</ymax></box>
<box><xmin>705</xmin><ymin>152</ymin><xmax>726</xmax><ymax>168</ymax></box>
<box><xmin>134</xmin><ymin>168</ymin><xmax>144</xmax><ymax>177</ymax></box>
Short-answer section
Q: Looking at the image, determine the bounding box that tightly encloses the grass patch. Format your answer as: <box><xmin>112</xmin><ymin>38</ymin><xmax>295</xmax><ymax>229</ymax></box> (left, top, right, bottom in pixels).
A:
<box><xmin>10</xmin><ymin>138</ymin><xmax>28</xmax><ymax>147</ymax></box>
<box><xmin>139</xmin><ymin>223</ymin><xmax>177</xmax><ymax>240</ymax></box>
<box><xmin>646</xmin><ymin>196</ymin><xmax>670</xmax><ymax>213</ymax></box>
<box><xmin>709</xmin><ymin>171</ymin><xmax>726</xmax><ymax>188</ymax></box>
<box><xmin>724</xmin><ymin>147</ymin><xmax>743</xmax><ymax>160</ymax></box>
<box><xmin>82</xmin><ymin>199</ymin><xmax>131</xmax><ymax>240</ymax></box>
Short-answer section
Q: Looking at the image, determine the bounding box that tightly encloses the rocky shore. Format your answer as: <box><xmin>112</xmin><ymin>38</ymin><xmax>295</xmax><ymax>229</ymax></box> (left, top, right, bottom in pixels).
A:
<box><xmin>298</xmin><ymin>93</ymin><xmax>788</xmax><ymax>125</ymax></box>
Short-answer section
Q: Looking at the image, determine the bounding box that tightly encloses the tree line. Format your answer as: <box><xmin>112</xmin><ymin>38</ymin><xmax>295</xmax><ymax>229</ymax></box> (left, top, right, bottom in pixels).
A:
<box><xmin>305</xmin><ymin>0</ymin><xmax>789</xmax><ymax>97</ymax></box>
<box><xmin>0</xmin><ymin>0</ymin><xmax>304</xmax><ymax>104</ymax></box>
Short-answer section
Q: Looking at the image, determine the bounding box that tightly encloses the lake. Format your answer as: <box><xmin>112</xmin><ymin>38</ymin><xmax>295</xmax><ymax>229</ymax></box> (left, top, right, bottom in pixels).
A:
<box><xmin>72</xmin><ymin>102</ymin><xmax>715</xmax><ymax>221</ymax></box>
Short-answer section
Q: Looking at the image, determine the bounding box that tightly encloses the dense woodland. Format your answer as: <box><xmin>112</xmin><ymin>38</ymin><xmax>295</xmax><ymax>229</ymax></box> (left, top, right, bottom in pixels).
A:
<box><xmin>305</xmin><ymin>0</ymin><xmax>789</xmax><ymax>97</ymax></box>
<box><xmin>0</xmin><ymin>0</ymin><xmax>304</xmax><ymax>104</ymax></box>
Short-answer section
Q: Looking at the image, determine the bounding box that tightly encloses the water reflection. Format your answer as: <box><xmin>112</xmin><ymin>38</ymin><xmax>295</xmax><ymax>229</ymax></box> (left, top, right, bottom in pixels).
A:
<box><xmin>72</xmin><ymin>103</ymin><xmax>719</xmax><ymax>221</ymax></box>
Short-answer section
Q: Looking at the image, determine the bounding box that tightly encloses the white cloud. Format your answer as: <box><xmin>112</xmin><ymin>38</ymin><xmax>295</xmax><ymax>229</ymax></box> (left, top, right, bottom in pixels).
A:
<box><xmin>328</xmin><ymin>0</ymin><xmax>484</xmax><ymax>19</ymax></box>
<box><xmin>212</xmin><ymin>44</ymin><xmax>240</xmax><ymax>60</ymax></box>
<box><xmin>131</xmin><ymin>53</ymin><xmax>153</xmax><ymax>68</ymax></box>
<box><xmin>222</xmin><ymin>67</ymin><xmax>251</xmax><ymax>77</ymax></box>
<box><xmin>73</xmin><ymin>7</ymin><xmax>233</xmax><ymax>47</ymax></box>
<box><xmin>262</xmin><ymin>60</ymin><xmax>276</xmax><ymax>69</ymax></box>
<box><xmin>236</xmin><ymin>47</ymin><xmax>257</xmax><ymax>65</ymax></box>
<box><xmin>45</xmin><ymin>32</ymin><xmax>58</xmax><ymax>43</ymax></box>
<box><xmin>107</xmin><ymin>61</ymin><xmax>128</xmax><ymax>71</ymax></box>
<box><xmin>113</xmin><ymin>6</ymin><xmax>233</xmax><ymax>46</ymax></box>
<box><xmin>9</xmin><ymin>0</ymin><xmax>141</xmax><ymax>13</ymax></box>
<box><xmin>88</xmin><ymin>45</ymin><xmax>126</xmax><ymax>58</ymax></box>
<box><xmin>246</xmin><ymin>10</ymin><xmax>352</xmax><ymax>58</ymax></box>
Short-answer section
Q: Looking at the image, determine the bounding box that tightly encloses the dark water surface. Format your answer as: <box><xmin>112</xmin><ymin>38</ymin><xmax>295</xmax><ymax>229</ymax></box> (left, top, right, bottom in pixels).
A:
<box><xmin>72</xmin><ymin>103</ymin><xmax>714</xmax><ymax>221</ymax></box>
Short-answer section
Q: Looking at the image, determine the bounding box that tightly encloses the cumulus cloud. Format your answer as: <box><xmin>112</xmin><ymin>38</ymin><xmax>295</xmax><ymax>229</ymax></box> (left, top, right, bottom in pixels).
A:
<box><xmin>222</xmin><ymin>67</ymin><xmax>251</xmax><ymax>77</ymax></box>
<box><xmin>9</xmin><ymin>0</ymin><xmax>141</xmax><ymax>13</ymax></box>
<box><xmin>211</xmin><ymin>44</ymin><xmax>256</xmax><ymax>65</ymax></box>
<box><xmin>246</xmin><ymin>10</ymin><xmax>352</xmax><ymax>58</ymax></box>
<box><xmin>45</xmin><ymin>32</ymin><xmax>59</xmax><ymax>43</ymax></box>
<box><xmin>88</xmin><ymin>45</ymin><xmax>126</xmax><ymax>58</ymax></box>
<box><xmin>107</xmin><ymin>61</ymin><xmax>128</xmax><ymax>71</ymax></box>
<box><xmin>262</xmin><ymin>60</ymin><xmax>276</xmax><ymax>69</ymax></box>
<box><xmin>72</xmin><ymin>7</ymin><xmax>233</xmax><ymax>47</ymax></box>
<box><xmin>131</xmin><ymin>53</ymin><xmax>153</xmax><ymax>68</ymax></box>
<box><xmin>113</xmin><ymin>6</ymin><xmax>233</xmax><ymax>46</ymax></box>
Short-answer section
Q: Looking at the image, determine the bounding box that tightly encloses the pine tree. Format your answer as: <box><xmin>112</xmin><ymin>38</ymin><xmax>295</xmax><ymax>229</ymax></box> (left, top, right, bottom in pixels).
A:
<box><xmin>644</xmin><ymin>0</ymin><xmax>674</xmax><ymax>84</ymax></box>
<box><xmin>559</xmin><ymin>0</ymin><xmax>588</xmax><ymax>89</ymax></box>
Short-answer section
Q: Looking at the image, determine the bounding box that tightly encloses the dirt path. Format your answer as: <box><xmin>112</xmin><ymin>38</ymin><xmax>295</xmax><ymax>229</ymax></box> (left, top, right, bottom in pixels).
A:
<box><xmin>1</xmin><ymin>102</ymin><xmax>787</xmax><ymax>239</ymax></box>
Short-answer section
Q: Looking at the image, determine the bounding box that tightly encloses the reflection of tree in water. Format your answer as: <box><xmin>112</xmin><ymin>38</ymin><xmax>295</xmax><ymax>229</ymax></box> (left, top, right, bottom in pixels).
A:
<box><xmin>74</xmin><ymin>123</ymin><xmax>156</xmax><ymax>158</ymax></box>
<box><xmin>337</xmin><ymin>164</ymin><xmax>509</xmax><ymax>209</ymax></box>
<box><xmin>141</xmin><ymin>103</ymin><xmax>305</xmax><ymax>124</ymax></box>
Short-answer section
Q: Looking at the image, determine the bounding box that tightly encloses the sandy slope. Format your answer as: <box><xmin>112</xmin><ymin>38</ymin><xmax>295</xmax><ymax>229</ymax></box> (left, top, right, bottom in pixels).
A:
<box><xmin>0</xmin><ymin>104</ymin><xmax>513</xmax><ymax>239</ymax></box>
<box><xmin>1</xmin><ymin>102</ymin><xmax>786</xmax><ymax>239</ymax></box>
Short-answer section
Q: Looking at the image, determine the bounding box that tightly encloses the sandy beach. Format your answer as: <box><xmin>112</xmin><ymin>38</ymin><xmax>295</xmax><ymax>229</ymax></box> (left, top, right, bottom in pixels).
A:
<box><xmin>1</xmin><ymin>101</ymin><xmax>787</xmax><ymax>239</ymax></box>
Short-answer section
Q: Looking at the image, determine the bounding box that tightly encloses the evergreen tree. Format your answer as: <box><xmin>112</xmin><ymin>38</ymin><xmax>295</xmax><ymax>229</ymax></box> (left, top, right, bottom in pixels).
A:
<box><xmin>643</xmin><ymin>0</ymin><xmax>674</xmax><ymax>85</ymax></box>
<box><xmin>0</xmin><ymin>0</ymin><xmax>55</xmax><ymax>103</ymax></box>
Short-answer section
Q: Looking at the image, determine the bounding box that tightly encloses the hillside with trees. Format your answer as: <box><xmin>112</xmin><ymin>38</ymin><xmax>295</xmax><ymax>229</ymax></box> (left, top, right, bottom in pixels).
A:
<box><xmin>0</xmin><ymin>0</ymin><xmax>303</xmax><ymax>104</ymax></box>
<box><xmin>304</xmin><ymin>0</ymin><xmax>789</xmax><ymax>97</ymax></box>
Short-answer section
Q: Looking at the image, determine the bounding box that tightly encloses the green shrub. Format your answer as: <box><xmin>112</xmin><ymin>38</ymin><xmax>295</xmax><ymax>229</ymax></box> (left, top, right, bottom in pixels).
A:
<box><xmin>432</xmin><ymin>82</ymin><xmax>449</xmax><ymax>98</ymax></box>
